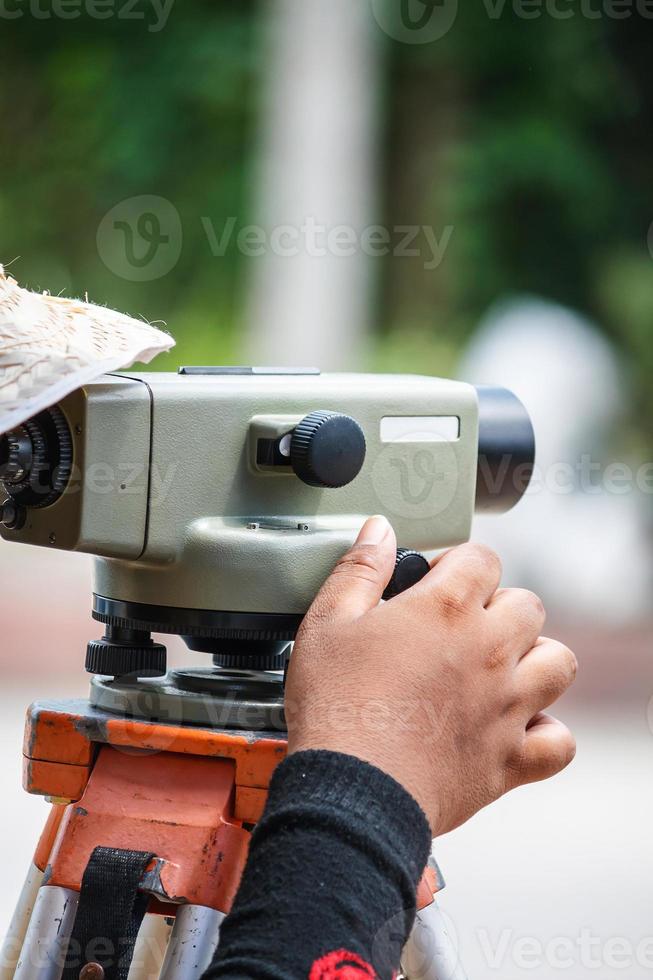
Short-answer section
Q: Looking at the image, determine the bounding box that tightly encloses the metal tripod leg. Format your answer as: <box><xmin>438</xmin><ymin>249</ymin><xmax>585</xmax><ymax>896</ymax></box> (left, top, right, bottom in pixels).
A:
<box><xmin>0</xmin><ymin>864</ymin><xmax>44</xmax><ymax>980</ymax></box>
<box><xmin>13</xmin><ymin>886</ymin><xmax>78</xmax><ymax>980</ymax></box>
<box><xmin>19</xmin><ymin>697</ymin><xmax>274</xmax><ymax>979</ymax></box>
<box><xmin>402</xmin><ymin>900</ymin><xmax>468</xmax><ymax>980</ymax></box>
<box><xmin>126</xmin><ymin>913</ymin><xmax>174</xmax><ymax>980</ymax></box>
<box><xmin>158</xmin><ymin>905</ymin><xmax>225</xmax><ymax>980</ymax></box>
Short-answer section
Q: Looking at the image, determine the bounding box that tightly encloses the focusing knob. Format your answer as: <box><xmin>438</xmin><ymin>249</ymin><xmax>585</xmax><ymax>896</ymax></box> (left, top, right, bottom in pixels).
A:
<box><xmin>383</xmin><ymin>548</ymin><xmax>430</xmax><ymax>600</ymax></box>
<box><xmin>290</xmin><ymin>411</ymin><xmax>366</xmax><ymax>488</ymax></box>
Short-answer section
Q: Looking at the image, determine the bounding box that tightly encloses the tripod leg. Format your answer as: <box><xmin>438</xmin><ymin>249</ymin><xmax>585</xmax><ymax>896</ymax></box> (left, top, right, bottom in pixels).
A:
<box><xmin>401</xmin><ymin>900</ymin><xmax>468</xmax><ymax>980</ymax></box>
<box><xmin>126</xmin><ymin>914</ymin><xmax>173</xmax><ymax>980</ymax></box>
<box><xmin>158</xmin><ymin>905</ymin><xmax>224</xmax><ymax>980</ymax></box>
<box><xmin>0</xmin><ymin>864</ymin><xmax>44</xmax><ymax>980</ymax></box>
<box><xmin>13</xmin><ymin>886</ymin><xmax>78</xmax><ymax>980</ymax></box>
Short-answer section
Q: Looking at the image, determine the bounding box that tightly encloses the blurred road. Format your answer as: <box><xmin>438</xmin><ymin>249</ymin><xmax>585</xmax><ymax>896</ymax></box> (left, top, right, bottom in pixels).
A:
<box><xmin>435</xmin><ymin>705</ymin><xmax>653</xmax><ymax>979</ymax></box>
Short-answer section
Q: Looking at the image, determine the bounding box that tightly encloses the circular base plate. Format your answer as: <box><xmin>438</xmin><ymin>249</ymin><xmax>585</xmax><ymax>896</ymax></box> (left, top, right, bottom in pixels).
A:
<box><xmin>90</xmin><ymin>667</ymin><xmax>287</xmax><ymax>733</ymax></box>
<box><xmin>92</xmin><ymin>595</ymin><xmax>303</xmax><ymax>643</ymax></box>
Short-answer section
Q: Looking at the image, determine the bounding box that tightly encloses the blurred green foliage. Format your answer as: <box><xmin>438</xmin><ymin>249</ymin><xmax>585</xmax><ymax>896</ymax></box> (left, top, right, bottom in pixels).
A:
<box><xmin>1</xmin><ymin>1</ymin><xmax>652</xmax><ymax>440</ymax></box>
<box><xmin>381</xmin><ymin>5</ymin><xmax>653</xmax><ymax>443</ymax></box>
<box><xmin>1</xmin><ymin>0</ymin><xmax>260</xmax><ymax>367</ymax></box>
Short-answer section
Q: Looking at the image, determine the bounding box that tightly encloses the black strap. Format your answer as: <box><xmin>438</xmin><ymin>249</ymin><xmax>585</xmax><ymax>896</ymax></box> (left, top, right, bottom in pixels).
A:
<box><xmin>62</xmin><ymin>846</ymin><xmax>155</xmax><ymax>980</ymax></box>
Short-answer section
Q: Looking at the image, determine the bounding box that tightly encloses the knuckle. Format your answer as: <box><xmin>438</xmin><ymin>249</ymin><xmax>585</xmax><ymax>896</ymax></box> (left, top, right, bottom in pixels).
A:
<box><xmin>523</xmin><ymin>589</ymin><xmax>545</xmax><ymax>616</ymax></box>
<box><xmin>514</xmin><ymin>588</ymin><xmax>546</xmax><ymax>621</ymax></box>
<box><xmin>462</xmin><ymin>542</ymin><xmax>502</xmax><ymax>577</ymax></box>
<box><xmin>563</xmin><ymin>645</ymin><xmax>579</xmax><ymax>681</ymax></box>
<box><xmin>438</xmin><ymin>587</ymin><xmax>469</xmax><ymax>617</ymax></box>
<box><xmin>550</xmin><ymin>643</ymin><xmax>578</xmax><ymax>688</ymax></box>
<box><xmin>541</xmin><ymin>661</ymin><xmax>570</xmax><ymax>696</ymax></box>
<box><xmin>497</xmin><ymin>588</ymin><xmax>546</xmax><ymax>633</ymax></box>
<box><xmin>485</xmin><ymin>641</ymin><xmax>509</xmax><ymax>671</ymax></box>
<box><xmin>463</xmin><ymin>541</ymin><xmax>498</xmax><ymax>563</ymax></box>
<box><xmin>334</xmin><ymin>545</ymin><xmax>382</xmax><ymax>582</ymax></box>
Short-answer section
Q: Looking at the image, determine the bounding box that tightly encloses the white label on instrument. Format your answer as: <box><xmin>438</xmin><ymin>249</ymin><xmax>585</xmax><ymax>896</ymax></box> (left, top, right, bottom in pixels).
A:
<box><xmin>380</xmin><ymin>416</ymin><xmax>460</xmax><ymax>443</ymax></box>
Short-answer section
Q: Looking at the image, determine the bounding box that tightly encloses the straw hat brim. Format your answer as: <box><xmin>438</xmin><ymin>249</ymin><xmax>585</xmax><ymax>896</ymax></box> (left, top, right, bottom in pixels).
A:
<box><xmin>0</xmin><ymin>268</ymin><xmax>175</xmax><ymax>434</ymax></box>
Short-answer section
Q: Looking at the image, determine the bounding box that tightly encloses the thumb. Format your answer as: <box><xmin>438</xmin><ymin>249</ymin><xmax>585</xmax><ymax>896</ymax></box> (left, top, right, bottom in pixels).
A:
<box><xmin>307</xmin><ymin>515</ymin><xmax>397</xmax><ymax>626</ymax></box>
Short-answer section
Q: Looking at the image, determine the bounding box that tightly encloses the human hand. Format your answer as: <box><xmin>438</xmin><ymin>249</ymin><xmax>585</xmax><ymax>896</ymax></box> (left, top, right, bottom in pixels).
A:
<box><xmin>285</xmin><ymin>515</ymin><xmax>577</xmax><ymax>836</ymax></box>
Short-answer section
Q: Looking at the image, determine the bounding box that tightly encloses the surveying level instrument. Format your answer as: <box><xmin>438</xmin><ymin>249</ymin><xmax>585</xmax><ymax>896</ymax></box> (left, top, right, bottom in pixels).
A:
<box><xmin>0</xmin><ymin>368</ymin><xmax>534</xmax><ymax>979</ymax></box>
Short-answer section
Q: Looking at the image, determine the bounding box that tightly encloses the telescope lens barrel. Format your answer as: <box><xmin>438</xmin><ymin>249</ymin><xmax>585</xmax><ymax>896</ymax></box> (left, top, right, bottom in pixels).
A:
<box><xmin>475</xmin><ymin>385</ymin><xmax>535</xmax><ymax>514</ymax></box>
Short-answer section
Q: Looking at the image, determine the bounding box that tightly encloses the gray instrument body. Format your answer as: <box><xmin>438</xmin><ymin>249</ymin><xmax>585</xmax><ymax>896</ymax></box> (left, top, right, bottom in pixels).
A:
<box><xmin>1</xmin><ymin>370</ymin><xmax>481</xmax><ymax>616</ymax></box>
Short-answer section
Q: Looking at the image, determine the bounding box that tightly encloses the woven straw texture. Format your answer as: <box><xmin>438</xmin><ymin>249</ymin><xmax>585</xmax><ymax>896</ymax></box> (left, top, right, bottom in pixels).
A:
<box><xmin>0</xmin><ymin>267</ymin><xmax>174</xmax><ymax>433</ymax></box>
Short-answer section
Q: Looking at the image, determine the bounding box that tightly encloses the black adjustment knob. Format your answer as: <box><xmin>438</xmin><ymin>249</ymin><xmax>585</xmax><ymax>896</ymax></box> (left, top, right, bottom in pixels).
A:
<box><xmin>0</xmin><ymin>498</ymin><xmax>25</xmax><ymax>530</ymax></box>
<box><xmin>383</xmin><ymin>548</ymin><xmax>430</xmax><ymax>600</ymax></box>
<box><xmin>0</xmin><ymin>425</ymin><xmax>33</xmax><ymax>485</ymax></box>
<box><xmin>290</xmin><ymin>411</ymin><xmax>366</xmax><ymax>488</ymax></box>
<box><xmin>86</xmin><ymin>626</ymin><xmax>166</xmax><ymax>678</ymax></box>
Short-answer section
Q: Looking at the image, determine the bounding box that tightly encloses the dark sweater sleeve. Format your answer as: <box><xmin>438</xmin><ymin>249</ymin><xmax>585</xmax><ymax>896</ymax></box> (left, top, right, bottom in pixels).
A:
<box><xmin>202</xmin><ymin>749</ymin><xmax>432</xmax><ymax>980</ymax></box>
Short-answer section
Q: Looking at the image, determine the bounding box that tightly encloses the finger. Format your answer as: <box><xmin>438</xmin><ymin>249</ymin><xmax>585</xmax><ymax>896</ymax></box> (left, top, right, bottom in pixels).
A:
<box><xmin>516</xmin><ymin>637</ymin><xmax>578</xmax><ymax>715</ymax></box>
<box><xmin>507</xmin><ymin>713</ymin><xmax>576</xmax><ymax>788</ymax></box>
<box><xmin>427</xmin><ymin>547</ymin><xmax>453</xmax><ymax>568</ymax></box>
<box><xmin>305</xmin><ymin>515</ymin><xmax>397</xmax><ymax>626</ymax></box>
<box><xmin>411</xmin><ymin>542</ymin><xmax>502</xmax><ymax>611</ymax></box>
<box><xmin>486</xmin><ymin>588</ymin><xmax>546</xmax><ymax>660</ymax></box>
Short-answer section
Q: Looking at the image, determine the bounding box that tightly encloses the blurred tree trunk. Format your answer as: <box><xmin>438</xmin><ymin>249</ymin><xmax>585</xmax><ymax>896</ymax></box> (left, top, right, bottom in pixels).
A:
<box><xmin>382</xmin><ymin>62</ymin><xmax>462</xmax><ymax>337</ymax></box>
<box><xmin>245</xmin><ymin>0</ymin><xmax>380</xmax><ymax>369</ymax></box>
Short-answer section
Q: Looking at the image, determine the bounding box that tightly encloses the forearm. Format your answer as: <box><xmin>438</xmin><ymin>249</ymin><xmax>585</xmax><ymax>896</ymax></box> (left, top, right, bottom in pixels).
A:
<box><xmin>202</xmin><ymin>750</ymin><xmax>431</xmax><ymax>980</ymax></box>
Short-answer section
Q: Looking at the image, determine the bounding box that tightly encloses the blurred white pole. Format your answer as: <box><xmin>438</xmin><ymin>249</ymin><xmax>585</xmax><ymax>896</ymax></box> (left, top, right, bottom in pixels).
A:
<box><xmin>245</xmin><ymin>0</ymin><xmax>380</xmax><ymax>369</ymax></box>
